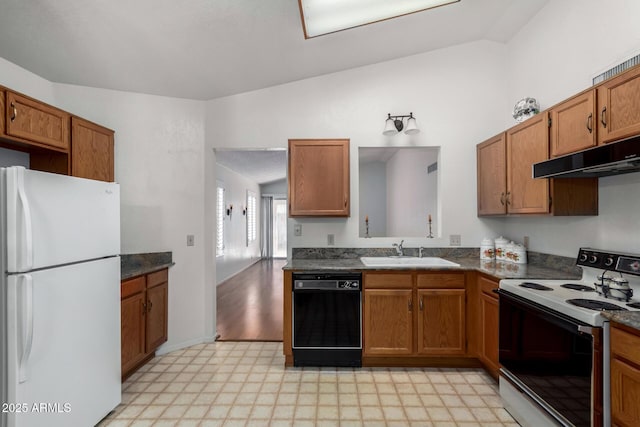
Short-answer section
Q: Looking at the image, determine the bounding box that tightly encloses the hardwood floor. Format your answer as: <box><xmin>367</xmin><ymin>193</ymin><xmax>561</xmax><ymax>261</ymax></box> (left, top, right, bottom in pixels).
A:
<box><xmin>216</xmin><ymin>258</ymin><xmax>286</xmax><ymax>341</ymax></box>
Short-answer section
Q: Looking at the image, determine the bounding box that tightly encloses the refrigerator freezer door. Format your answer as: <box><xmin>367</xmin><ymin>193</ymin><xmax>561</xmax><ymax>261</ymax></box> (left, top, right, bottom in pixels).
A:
<box><xmin>6</xmin><ymin>257</ymin><xmax>121</xmax><ymax>427</ymax></box>
<box><xmin>5</xmin><ymin>167</ymin><xmax>120</xmax><ymax>273</ymax></box>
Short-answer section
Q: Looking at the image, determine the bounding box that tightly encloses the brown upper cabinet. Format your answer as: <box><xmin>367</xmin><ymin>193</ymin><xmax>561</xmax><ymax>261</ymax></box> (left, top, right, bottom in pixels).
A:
<box><xmin>71</xmin><ymin>117</ymin><xmax>115</xmax><ymax>182</ymax></box>
<box><xmin>477</xmin><ymin>133</ymin><xmax>507</xmax><ymax>215</ymax></box>
<box><xmin>477</xmin><ymin>112</ymin><xmax>598</xmax><ymax>216</ymax></box>
<box><xmin>0</xmin><ymin>87</ymin><xmax>114</xmax><ymax>182</ymax></box>
<box><xmin>506</xmin><ymin>112</ymin><xmax>551</xmax><ymax>214</ymax></box>
<box><xmin>550</xmin><ymin>90</ymin><xmax>597</xmax><ymax>157</ymax></box>
<box><xmin>597</xmin><ymin>64</ymin><xmax>640</xmax><ymax>144</ymax></box>
<box><xmin>288</xmin><ymin>139</ymin><xmax>350</xmax><ymax>217</ymax></box>
<box><xmin>5</xmin><ymin>91</ymin><xmax>70</xmax><ymax>151</ymax></box>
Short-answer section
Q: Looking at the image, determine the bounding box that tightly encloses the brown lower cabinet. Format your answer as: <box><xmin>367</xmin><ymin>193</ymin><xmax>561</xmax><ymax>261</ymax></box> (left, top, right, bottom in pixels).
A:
<box><xmin>362</xmin><ymin>271</ymin><xmax>470</xmax><ymax>364</ymax></box>
<box><xmin>477</xmin><ymin>274</ymin><xmax>500</xmax><ymax>379</ymax></box>
<box><xmin>121</xmin><ymin>268</ymin><xmax>169</xmax><ymax>379</ymax></box>
<box><xmin>610</xmin><ymin>322</ymin><xmax>640</xmax><ymax>427</ymax></box>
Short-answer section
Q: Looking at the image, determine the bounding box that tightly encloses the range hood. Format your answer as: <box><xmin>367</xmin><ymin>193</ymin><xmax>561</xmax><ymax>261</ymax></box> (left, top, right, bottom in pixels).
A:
<box><xmin>533</xmin><ymin>136</ymin><xmax>640</xmax><ymax>178</ymax></box>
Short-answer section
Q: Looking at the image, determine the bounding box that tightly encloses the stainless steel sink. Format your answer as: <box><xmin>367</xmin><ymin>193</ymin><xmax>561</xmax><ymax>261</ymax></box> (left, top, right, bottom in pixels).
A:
<box><xmin>359</xmin><ymin>257</ymin><xmax>460</xmax><ymax>267</ymax></box>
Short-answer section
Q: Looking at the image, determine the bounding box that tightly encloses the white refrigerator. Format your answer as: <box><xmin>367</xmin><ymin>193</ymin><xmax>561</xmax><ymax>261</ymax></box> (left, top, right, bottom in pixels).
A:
<box><xmin>0</xmin><ymin>166</ymin><xmax>121</xmax><ymax>427</ymax></box>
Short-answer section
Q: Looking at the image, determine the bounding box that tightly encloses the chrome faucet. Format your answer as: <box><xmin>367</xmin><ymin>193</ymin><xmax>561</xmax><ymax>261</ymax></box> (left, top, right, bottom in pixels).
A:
<box><xmin>392</xmin><ymin>240</ymin><xmax>404</xmax><ymax>256</ymax></box>
<box><xmin>419</xmin><ymin>247</ymin><xmax>425</xmax><ymax>258</ymax></box>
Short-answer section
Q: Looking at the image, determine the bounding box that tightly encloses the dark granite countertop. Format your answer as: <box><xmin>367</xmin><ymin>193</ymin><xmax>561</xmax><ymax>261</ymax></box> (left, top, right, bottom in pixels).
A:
<box><xmin>602</xmin><ymin>312</ymin><xmax>640</xmax><ymax>332</ymax></box>
<box><xmin>283</xmin><ymin>248</ymin><xmax>582</xmax><ymax>281</ymax></box>
<box><xmin>121</xmin><ymin>252</ymin><xmax>174</xmax><ymax>280</ymax></box>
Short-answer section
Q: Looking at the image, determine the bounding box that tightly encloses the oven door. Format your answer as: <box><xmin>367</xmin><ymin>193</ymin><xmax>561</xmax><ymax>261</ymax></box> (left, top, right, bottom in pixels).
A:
<box><xmin>498</xmin><ymin>290</ymin><xmax>602</xmax><ymax>427</ymax></box>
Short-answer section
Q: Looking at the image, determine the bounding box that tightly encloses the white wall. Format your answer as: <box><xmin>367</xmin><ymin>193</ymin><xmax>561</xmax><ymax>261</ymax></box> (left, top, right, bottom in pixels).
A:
<box><xmin>386</xmin><ymin>149</ymin><xmax>438</xmax><ymax>237</ymax></box>
<box><xmin>207</xmin><ymin>40</ymin><xmax>508</xmax><ymax>255</ymax></box>
<box><xmin>215</xmin><ymin>164</ymin><xmax>261</xmax><ymax>284</ymax></box>
<box><xmin>0</xmin><ymin>56</ymin><xmax>213</xmax><ymax>352</ymax></box>
<box><xmin>496</xmin><ymin>0</ymin><xmax>640</xmax><ymax>256</ymax></box>
<box><xmin>359</xmin><ymin>161</ymin><xmax>387</xmax><ymax>237</ymax></box>
<box><xmin>51</xmin><ymin>84</ymin><xmax>210</xmax><ymax>352</ymax></box>
<box><xmin>260</xmin><ymin>178</ymin><xmax>287</xmax><ymax>196</ymax></box>
<box><xmin>0</xmin><ymin>147</ymin><xmax>28</xmax><ymax>168</ymax></box>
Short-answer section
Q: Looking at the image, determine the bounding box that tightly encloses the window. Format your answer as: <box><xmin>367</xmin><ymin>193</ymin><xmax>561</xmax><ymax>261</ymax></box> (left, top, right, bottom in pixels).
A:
<box><xmin>216</xmin><ymin>186</ymin><xmax>224</xmax><ymax>256</ymax></box>
<box><xmin>246</xmin><ymin>190</ymin><xmax>257</xmax><ymax>245</ymax></box>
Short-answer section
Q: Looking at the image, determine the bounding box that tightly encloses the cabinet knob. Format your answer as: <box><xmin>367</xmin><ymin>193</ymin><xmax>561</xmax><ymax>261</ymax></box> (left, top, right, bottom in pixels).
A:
<box><xmin>408</xmin><ymin>299</ymin><xmax>413</xmax><ymax>312</ymax></box>
<box><xmin>601</xmin><ymin>107</ymin><xmax>607</xmax><ymax>128</ymax></box>
<box><xmin>505</xmin><ymin>192</ymin><xmax>511</xmax><ymax>206</ymax></box>
<box><xmin>500</xmin><ymin>192</ymin><xmax>505</xmax><ymax>206</ymax></box>
<box><xmin>419</xmin><ymin>297</ymin><xmax>424</xmax><ymax>311</ymax></box>
<box><xmin>10</xmin><ymin>102</ymin><xmax>17</xmax><ymax>122</ymax></box>
<box><xmin>142</xmin><ymin>302</ymin><xmax>147</xmax><ymax>315</ymax></box>
<box><xmin>586</xmin><ymin>113</ymin><xmax>593</xmax><ymax>134</ymax></box>
<box><xmin>148</xmin><ymin>300</ymin><xmax>153</xmax><ymax>312</ymax></box>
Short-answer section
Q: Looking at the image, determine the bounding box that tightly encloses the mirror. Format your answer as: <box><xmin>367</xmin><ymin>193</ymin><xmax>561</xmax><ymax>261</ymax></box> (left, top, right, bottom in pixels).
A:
<box><xmin>359</xmin><ymin>147</ymin><xmax>439</xmax><ymax>238</ymax></box>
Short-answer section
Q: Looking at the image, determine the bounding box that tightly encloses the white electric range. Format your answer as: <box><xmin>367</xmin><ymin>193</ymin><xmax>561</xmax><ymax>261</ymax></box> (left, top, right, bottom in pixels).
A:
<box><xmin>498</xmin><ymin>248</ymin><xmax>640</xmax><ymax>427</ymax></box>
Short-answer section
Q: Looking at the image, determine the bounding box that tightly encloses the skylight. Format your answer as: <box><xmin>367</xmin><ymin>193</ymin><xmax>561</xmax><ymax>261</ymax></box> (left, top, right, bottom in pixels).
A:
<box><xmin>298</xmin><ymin>0</ymin><xmax>461</xmax><ymax>38</ymax></box>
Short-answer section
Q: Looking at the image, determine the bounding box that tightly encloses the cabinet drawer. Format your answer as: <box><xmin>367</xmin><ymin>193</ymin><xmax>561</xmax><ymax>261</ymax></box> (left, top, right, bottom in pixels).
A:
<box><xmin>364</xmin><ymin>272</ymin><xmax>412</xmax><ymax>289</ymax></box>
<box><xmin>479</xmin><ymin>275</ymin><xmax>499</xmax><ymax>298</ymax></box>
<box><xmin>417</xmin><ymin>272</ymin><xmax>465</xmax><ymax>289</ymax></box>
<box><xmin>147</xmin><ymin>268</ymin><xmax>168</xmax><ymax>288</ymax></box>
<box><xmin>611</xmin><ymin>326</ymin><xmax>640</xmax><ymax>365</ymax></box>
<box><xmin>121</xmin><ymin>276</ymin><xmax>146</xmax><ymax>299</ymax></box>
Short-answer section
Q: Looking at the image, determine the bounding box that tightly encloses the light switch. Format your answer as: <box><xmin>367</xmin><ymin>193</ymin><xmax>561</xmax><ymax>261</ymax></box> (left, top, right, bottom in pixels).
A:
<box><xmin>294</xmin><ymin>224</ymin><xmax>302</xmax><ymax>236</ymax></box>
<box><xmin>187</xmin><ymin>234</ymin><xmax>195</xmax><ymax>246</ymax></box>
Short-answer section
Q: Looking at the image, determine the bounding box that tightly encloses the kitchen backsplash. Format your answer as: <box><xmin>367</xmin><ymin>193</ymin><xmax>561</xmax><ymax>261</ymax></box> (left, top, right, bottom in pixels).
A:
<box><xmin>291</xmin><ymin>247</ymin><xmax>581</xmax><ymax>275</ymax></box>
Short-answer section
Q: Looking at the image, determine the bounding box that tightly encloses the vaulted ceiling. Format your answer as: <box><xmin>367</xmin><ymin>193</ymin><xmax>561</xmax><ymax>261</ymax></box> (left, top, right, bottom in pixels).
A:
<box><xmin>0</xmin><ymin>0</ymin><xmax>548</xmax><ymax>100</ymax></box>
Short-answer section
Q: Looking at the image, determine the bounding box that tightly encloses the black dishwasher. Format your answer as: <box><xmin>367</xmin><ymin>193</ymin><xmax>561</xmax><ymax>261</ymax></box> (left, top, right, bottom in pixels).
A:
<box><xmin>292</xmin><ymin>271</ymin><xmax>362</xmax><ymax>367</ymax></box>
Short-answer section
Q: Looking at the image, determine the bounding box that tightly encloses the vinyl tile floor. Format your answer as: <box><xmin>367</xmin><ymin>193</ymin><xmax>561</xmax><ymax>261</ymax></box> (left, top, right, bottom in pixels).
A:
<box><xmin>99</xmin><ymin>341</ymin><xmax>518</xmax><ymax>427</ymax></box>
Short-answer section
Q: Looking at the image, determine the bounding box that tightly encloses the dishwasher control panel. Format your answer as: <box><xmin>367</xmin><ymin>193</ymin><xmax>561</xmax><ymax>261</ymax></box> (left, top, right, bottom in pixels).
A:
<box><xmin>293</xmin><ymin>272</ymin><xmax>362</xmax><ymax>291</ymax></box>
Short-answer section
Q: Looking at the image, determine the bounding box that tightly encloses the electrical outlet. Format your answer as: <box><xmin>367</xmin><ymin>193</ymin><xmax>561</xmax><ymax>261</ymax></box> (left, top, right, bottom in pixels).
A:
<box><xmin>294</xmin><ymin>224</ymin><xmax>302</xmax><ymax>236</ymax></box>
<box><xmin>187</xmin><ymin>234</ymin><xmax>195</xmax><ymax>246</ymax></box>
<box><xmin>523</xmin><ymin>236</ymin><xmax>530</xmax><ymax>249</ymax></box>
<box><xmin>327</xmin><ymin>234</ymin><xmax>335</xmax><ymax>245</ymax></box>
<box><xmin>449</xmin><ymin>234</ymin><xmax>461</xmax><ymax>246</ymax></box>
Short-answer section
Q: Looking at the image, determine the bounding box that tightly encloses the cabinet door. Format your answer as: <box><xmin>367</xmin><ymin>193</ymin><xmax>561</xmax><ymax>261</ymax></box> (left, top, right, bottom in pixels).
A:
<box><xmin>611</xmin><ymin>357</ymin><xmax>640</xmax><ymax>427</ymax></box>
<box><xmin>71</xmin><ymin>117</ymin><xmax>114</xmax><ymax>182</ymax></box>
<box><xmin>0</xmin><ymin>89</ymin><xmax>5</xmax><ymax>136</ymax></box>
<box><xmin>597</xmin><ymin>65</ymin><xmax>640</xmax><ymax>144</ymax></box>
<box><xmin>145</xmin><ymin>282</ymin><xmax>168</xmax><ymax>352</ymax></box>
<box><xmin>506</xmin><ymin>112</ymin><xmax>550</xmax><ymax>214</ymax></box>
<box><xmin>121</xmin><ymin>292</ymin><xmax>147</xmax><ymax>375</ymax></box>
<box><xmin>5</xmin><ymin>91</ymin><xmax>70</xmax><ymax>150</ymax></box>
<box><xmin>288</xmin><ymin>139</ymin><xmax>350</xmax><ymax>217</ymax></box>
<box><xmin>550</xmin><ymin>90</ymin><xmax>597</xmax><ymax>157</ymax></box>
<box><xmin>477</xmin><ymin>133</ymin><xmax>507</xmax><ymax>216</ymax></box>
<box><xmin>417</xmin><ymin>289</ymin><xmax>465</xmax><ymax>355</ymax></box>
<box><xmin>480</xmin><ymin>292</ymin><xmax>499</xmax><ymax>375</ymax></box>
<box><xmin>363</xmin><ymin>289</ymin><xmax>413</xmax><ymax>356</ymax></box>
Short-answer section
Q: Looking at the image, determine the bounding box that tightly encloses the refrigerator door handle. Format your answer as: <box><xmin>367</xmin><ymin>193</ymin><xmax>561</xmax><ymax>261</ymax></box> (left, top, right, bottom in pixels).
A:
<box><xmin>18</xmin><ymin>274</ymin><xmax>34</xmax><ymax>383</ymax></box>
<box><xmin>16</xmin><ymin>168</ymin><xmax>34</xmax><ymax>271</ymax></box>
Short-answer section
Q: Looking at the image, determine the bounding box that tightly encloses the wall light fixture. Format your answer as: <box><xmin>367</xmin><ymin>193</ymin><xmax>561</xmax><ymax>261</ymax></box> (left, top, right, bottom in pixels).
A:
<box><xmin>383</xmin><ymin>113</ymin><xmax>420</xmax><ymax>136</ymax></box>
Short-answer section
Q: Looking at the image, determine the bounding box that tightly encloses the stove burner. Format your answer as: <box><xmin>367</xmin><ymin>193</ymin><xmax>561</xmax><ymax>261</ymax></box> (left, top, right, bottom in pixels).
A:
<box><xmin>561</xmin><ymin>283</ymin><xmax>595</xmax><ymax>292</ymax></box>
<box><xmin>567</xmin><ymin>298</ymin><xmax>628</xmax><ymax>311</ymax></box>
<box><xmin>519</xmin><ymin>282</ymin><xmax>553</xmax><ymax>291</ymax></box>
<box><xmin>627</xmin><ymin>302</ymin><xmax>640</xmax><ymax>309</ymax></box>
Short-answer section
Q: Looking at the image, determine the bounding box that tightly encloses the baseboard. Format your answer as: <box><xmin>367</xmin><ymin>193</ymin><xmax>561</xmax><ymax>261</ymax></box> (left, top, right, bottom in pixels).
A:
<box><xmin>155</xmin><ymin>334</ymin><xmax>218</xmax><ymax>355</ymax></box>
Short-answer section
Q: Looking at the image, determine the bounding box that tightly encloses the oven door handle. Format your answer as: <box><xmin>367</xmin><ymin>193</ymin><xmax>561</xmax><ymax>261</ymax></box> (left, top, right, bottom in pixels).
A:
<box><xmin>498</xmin><ymin>289</ymin><xmax>593</xmax><ymax>335</ymax></box>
